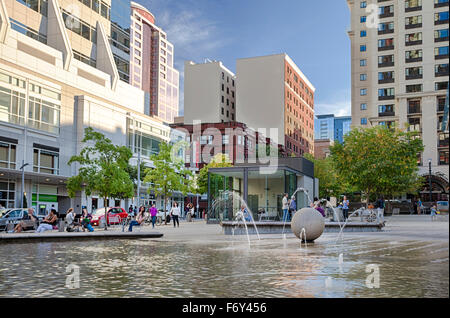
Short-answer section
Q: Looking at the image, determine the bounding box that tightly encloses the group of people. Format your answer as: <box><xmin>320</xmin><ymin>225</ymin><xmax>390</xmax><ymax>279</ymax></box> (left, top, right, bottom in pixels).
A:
<box><xmin>281</xmin><ymin>194</ymin><xmax>297</xmax><ymax>222</ymax></box>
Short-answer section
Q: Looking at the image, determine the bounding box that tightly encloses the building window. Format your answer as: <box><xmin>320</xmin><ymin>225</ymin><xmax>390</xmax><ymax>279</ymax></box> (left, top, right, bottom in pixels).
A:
<box><xmin>435</xmin><ymin>29</ymin><xmax>449</xmax><ymax>42</ymax></box>
<box><xmin>360</xmin><ymin>88</ymin><xmax>367</xmax><ymax>96</ymax></box>
<box><xmin>439</xmin><ymin>150</ymin><xmax>449</xmax><ymax>165</ymax></box>
<box><xmin>360</xmin><ymin>74</ymin><xmax>367</xmax><ymax>81</ymax></box>
<box><xmin>360</xmin><ymin>103</ymin><xmax>367</xmax><ymax>110</ymax></box>
<box><xmin>405</xmin><ymin>66</ymin><xmax>423</xmax><ymax>79</ymax></box>
<box><xmin>379</xmin><ymin>5</ymin><xmax>394</xmax><ymax>17</ymax></box>
<box><xmin>0</xmin><ymin>87</ymin><xmax>26</xmax><ymax>126</ymax></box>
<box><xmin>435</xmin><ymin>11</ymin><xmax>449</xmax><ymax>25</ymax></box>
<box><xmin>360</xmin><ymin>45</ymin><xmax>367</xmax><ymax>52</ymax></box>
<box><xmin>379</xmin><ymin>71</ymin><xmax>395</xmax><ymax>83</ymax></box>
<box><xmin>16</xmin><ymin>0</ymin><xmax>48</xmax><ymax>17</ymax></box>
<box><xmin>222</xmin><ymin>135</ymin><xmax>229</xmax><ymax>145</ymax></box>
<box><xmin>405</xmin><ymin>0</ymin><xmax>422</xmax><ymax>10</ymax></box>
<box><xmin>232</xmin><ymin>102</ymin><xmax>235</xmax><ymax>109</ymax></box>
<box><xmin>360</xmin><ymin>1</ymin><xmax>367</xmax><ymax>8</ymax></box>
<box><xmin>435</xmin><ymin>63</ymin><xmax>449</xmax><ymax>76</ymax></box>
<box><xmin>378</xmin><ymin>54</ymin><xmax>394</xmax><ymax>67</ymax></box>
<box><xmin>378</xmin><ymin>38</ymin><xmax>394</xmax><ymax>50</ymax></box>
<box><xmin>62</xmin><ymin>10</ymin><xmax>97</xmax><ymax>43</ymax></box>
<box><xmin>435</xmin><ymin>81</ymin><xmax>449</xmax><ymax>90</ymax></box>
<box><xmin>407</xmin><ymin>99</ymin><xmax>421</xmax><ymax>114</ymax></box>
<box><xmin>406</xmin><ymin>49</ymin><xmax>422</xmax><ymax>62</ymax></box>
<box><xmin>360</xmin><ymin>30</ymin><xmax>367</xmax><ymax>37</ymax></box>
<box><xmin>33</xmin><ymin>147</ymin><xmax>59</xmax><ymax>175</ymax></box>
<box><xmin>378</xmin><ymin>88</ymin><xmax>395</xmax><ymax>99</ymax></box>
<box><xmin>221</xmin><ymin>96</ymin><xmax>224</xmax><ymax>103</ymax></box>
<box><xmin>360</xmin><ymin>16</ymin><xmax>366</xmax><ymax>23</ymax></box>
<box><xmin>361</xmin><ymin>118</ymin><xmax>367</xmax><ymax>125</ymax></box>
<box><xmin>378</xmin><ymin>22</ymin><xmax>394</xmax><ymax>34</ymax></box>
<box><xmin>405</xmin><ymin>15</ymin><xmax>422</xmax><ymax>28</ymax></box>
<box><xmin>360</xmin><ymin>59</ymin><xmax>367</xmax><ymax>66</ymax></box>
<box><xmin>0</xmin><ymin>179</ymin><xmax>15</xmax><ymax>208</ymax></box>
<box><xmin>9</xmin><ymin>18</ymin><xmax>47</xmax><ymax>44</ymax></box>
<box><xmin>378</xmin><ymin>104</ymin><xmax>395</xmax><ymax>116</ymax></box>
<box><xmin>0</xmin><ymin>141</ymin><xmax>16</xmax><ymax>169</ymax></box>
<box><xmin>405</xmin><ymin>32</ymin><xmax>422</xmax><ymax>45</ymax></box>
<box><xmin>406</xmin><ymin>84</ymin><xmax>423</xmax><ymax>93</ymax></box>
<box><xmin>221</xmin><ymin>84</ymin><xmax>224</xmax><ymax>91</ymax></box>
<box><xmin>435</xmin><ymin>46</ymin><xmax>449</xmax><ymax>59</ymax></box>
<box><xmin>221</xmin><ymin>107</ymin><xmax>224</xmax><ymax>115</ymax></box>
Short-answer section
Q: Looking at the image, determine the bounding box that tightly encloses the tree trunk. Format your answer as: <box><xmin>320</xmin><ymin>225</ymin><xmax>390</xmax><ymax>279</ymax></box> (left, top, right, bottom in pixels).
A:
<box><xmin>104</xmin><ymin>197</ymin><xmax>108</xmax><ymax>230</ymax></box>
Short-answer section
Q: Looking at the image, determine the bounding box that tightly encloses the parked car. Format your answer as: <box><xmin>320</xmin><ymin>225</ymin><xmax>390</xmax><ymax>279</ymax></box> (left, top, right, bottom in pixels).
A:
<box><xmin>91</xmin><ymin>207</ymin><xmax>128</xmax><ymax>226</ymax></box>
<box><xmin>0</xmin><ymin>208</ymin><xmax>40</xmax><ymax>231</ymax></box>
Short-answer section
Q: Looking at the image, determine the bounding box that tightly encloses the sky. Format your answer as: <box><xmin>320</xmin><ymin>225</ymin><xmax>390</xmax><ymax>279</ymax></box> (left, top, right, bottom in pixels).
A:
<box><xmin>136</xmin><ymin>0</ymin><xmax>352</xmax><ymax>117</ymax></box>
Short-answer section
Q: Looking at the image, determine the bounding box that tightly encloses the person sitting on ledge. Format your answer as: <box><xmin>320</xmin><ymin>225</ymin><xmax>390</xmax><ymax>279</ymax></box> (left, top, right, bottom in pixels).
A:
<box><xmin>65</xmin><ymin>208</ymin><xmax>80</xmax><ymax>232</ymax></box>
<box><xmin>36</xmin><ymin>209</ymin><xmax>58</xmax><ymax>233</ymax></box>
<box><xmin>128</xmin><ymin>209</ymin><xmax>144</xmax><ymax>232</ymax></box>
<box><xmin>14</xmin><ymin>208</ymin><xmax>37</xmax><ymax>233</ymax></box>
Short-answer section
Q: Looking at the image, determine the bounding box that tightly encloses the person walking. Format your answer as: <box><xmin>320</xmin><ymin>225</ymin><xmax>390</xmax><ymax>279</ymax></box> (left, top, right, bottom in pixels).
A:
<box><xmin>342</xmin><ymin>196</ymin><xmax>350</xmax><ymax>221</ymax></box>
<box><xmin>282</xmin><ymin>193</ymin><xmax>289</xmax><ymax>222</ymax></box>
<box><xmin>170</xmin><ymin>202</ymin><xmax>180</xmax><ymax>228</ymax></box>
<box><xmin>430</xmin><ymin>204</ymin><xmax>438</xmax><ymax>221</ymax></box>
<box><xmin>149</xmin><ymin>204</ymin><xmax>158</xmax><ymax>228</ymax></box>
<box><xmin>376</xmin><ymin>197</ymin><xmax>385</xmax><ymax>224</ymax></box>
<box><xmin>413</xmin><ymin>199</ymin><xmax>418</xmax><ymax>215</ymax></box>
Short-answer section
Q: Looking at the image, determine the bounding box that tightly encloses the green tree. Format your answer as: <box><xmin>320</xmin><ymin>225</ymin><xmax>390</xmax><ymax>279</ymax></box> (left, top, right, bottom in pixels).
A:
<box><xmin>67</xmin><ymin>127</ymin><xmax>134</xmax><ymax>227</ymax></box>
<box><xmin>331</xmin><ymin>125</ymin><xmax>424</xmax><ymax>209</ymax></box>
<box><xmin>197</xmin><ymin>153</ymin><xmax>233</xmax><ymax>195</ymax></box>
<box><xmin>143</xmin><ymin>142</ymin><xmax>193</xmax><ymax>224</ymax></box>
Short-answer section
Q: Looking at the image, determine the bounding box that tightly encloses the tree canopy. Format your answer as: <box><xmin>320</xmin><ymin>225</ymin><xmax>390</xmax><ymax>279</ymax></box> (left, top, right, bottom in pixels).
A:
<box><xmin>67</xmin><ymin>127</ymin><xmax>134</xmax><ymax>224</ymax></box>
<box><xmin>197</xmin><ymin>153</ymin><xmax>233</xmax><ymax>195</ymax></box>
<box><xmin>330</xmin><ymin>125</ymin><xmax>424</xmax><ymax>203</ymax></box>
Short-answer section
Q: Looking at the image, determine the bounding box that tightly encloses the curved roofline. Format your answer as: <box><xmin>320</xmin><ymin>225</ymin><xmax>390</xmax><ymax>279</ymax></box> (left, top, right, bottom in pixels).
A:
<box><xmin>130</xmin><ymin>1</ymin><xmax>155</xmax><ymax>20</ymax></box>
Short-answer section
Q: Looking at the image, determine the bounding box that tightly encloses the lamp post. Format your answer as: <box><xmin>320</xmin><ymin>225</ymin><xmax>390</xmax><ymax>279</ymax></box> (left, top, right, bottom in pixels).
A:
<box><xmin>428</xmin><ymin>159</ymin><xmax>433</xmax><ymax>204</ymax></box>
<box><xmin>20</xmin><ymin>161</ymin><xmax>30</xmax><ymax>208</ymax></box>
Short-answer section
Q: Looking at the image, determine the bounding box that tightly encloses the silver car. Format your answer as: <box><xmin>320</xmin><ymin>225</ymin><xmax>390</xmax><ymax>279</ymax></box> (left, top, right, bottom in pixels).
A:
<box><xmin>0</xmin><ymin>208</ymin><xmax>41</xmax><ymax>231</ymax></box>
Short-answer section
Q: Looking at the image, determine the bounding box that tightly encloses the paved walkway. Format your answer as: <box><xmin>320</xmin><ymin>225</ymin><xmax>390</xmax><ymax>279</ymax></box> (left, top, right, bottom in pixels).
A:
<box><xmin>1</xmin><ymin>215</ymin><xmax>447</xmax><ymax>244</ymax></box>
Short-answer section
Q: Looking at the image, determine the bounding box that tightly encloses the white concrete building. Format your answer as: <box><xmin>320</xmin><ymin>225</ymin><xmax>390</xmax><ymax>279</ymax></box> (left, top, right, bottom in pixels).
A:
<box><xmin>184</xmin><ymin>60</ymin><xmax>236</xmax><ymax>124</ymax></box>
<box><xmin>236</xmin><ymin>53</ymin><xmax>316</xmax><ymax>157</ymax></box>
<box><xmin>347</xmin><ymin>0</ymin><xmax>449</xmax><ymax>201</ymax></box>
<box><xmin>0</xmin><ymin>0</ymin><xmax>185</xmax><ymax>214</ymax></box>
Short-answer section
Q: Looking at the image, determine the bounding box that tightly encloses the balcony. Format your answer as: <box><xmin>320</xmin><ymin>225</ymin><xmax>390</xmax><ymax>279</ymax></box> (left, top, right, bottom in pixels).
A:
<box><xmin>435</xmin><ymin>36</ymin><xmax>449</xmax><ymax>42</ymax></box>
<box><xmin>379</xmin><ymin>111</ymin><xmax>395</xmax><ymax>117</ymax></box>
<box><xmin>435</xmin><ymin>53</ymin><xmax>449</xmax><ymax>60</ymax></box>
<box><xmin>406</xmin><ymin>57</ymin><xmax>422</xmax><ymax>63</ymax></box>
<box><xmin>435</xmin><ymin>18</ymin><xmax>449</xmax><ymax>25</ymax></box>
<box><xmin>379</xmin><ymin>78</ymin><xmax>395</xmax><ymax>84</ymax></box>
<box><xmin>378</xmin><ymin>29</ymin><xmax>394</xmax><ymax>35</ymax></box>
<box><xmin>405</xmin><ymin>23</ymin><xmax>422</xmax><ymax>29</ymax></box>
<box><xmin>405</xmin><ymin>6</ymin><xmax>422</xmax><ymax>12</ymax></box>
<box><xmin>379</xmin><ymin>95</ymin><xmax>395</xmax><ymax>101</ymax></box>
<box><xmin>378</xmin><ymin>45</ymin><xmax>394</xmax><ymax>51</ymax></box>
<box><xmin>406</xmin><ymin>74</ymin><xmax>423</xmax><ymax>80</ymax></box>
<box><xmin>379</xmin><ymin>61</ymin><xmax>394</xmax><ymax>67</ymax></box>
<box><xmin>379</xmin><ymin>12</ymin><xmax>394</xmax><ymax>19</ymax></box>
<box><xmin>435</xmin><ymin>1</ymin><xmax>449</xmax><ymax>8</ymax></box>
<box><xmin>406</xmin><ymin>40</ymin><xmax>422</xmax><ymax>46</ymax></box>
<box><xmin>436</xmin><ymin>69</ymin><xmax>449</xmax><ymax>77</ymax></box>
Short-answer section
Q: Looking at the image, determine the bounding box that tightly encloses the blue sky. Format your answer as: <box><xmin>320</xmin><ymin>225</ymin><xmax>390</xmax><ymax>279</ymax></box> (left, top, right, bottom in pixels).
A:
<box><xmin>136</xmin><ymin>0</ymin><xmax>351</xmax><ymax>117</ymax></box>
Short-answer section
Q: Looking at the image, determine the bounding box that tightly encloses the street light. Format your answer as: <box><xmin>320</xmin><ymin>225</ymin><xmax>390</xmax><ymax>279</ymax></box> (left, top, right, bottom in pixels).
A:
<box><xmin>428</xmin><ymin>159</ymin><xmax>433</xmax><ymax>205</ymax></box>
<box><xmin>20</xmin><ymin>161</ymin><xmax>30</xmax><ymax>208</ymax></box>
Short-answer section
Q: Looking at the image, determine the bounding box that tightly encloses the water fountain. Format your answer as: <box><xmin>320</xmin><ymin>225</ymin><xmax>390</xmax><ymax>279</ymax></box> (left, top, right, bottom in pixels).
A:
<box><xmin>281</xmin><ymin>187</ymin><xmax>313</xmax><ymax>238</ymax></box>
<box><xmin>214</xmin><ymin>190</ymin><xmax>260</xmax><ymax>242</ymax></box>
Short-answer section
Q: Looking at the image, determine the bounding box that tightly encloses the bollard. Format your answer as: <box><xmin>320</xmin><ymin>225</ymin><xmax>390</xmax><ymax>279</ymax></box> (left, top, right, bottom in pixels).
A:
<box><xmin>58</xmin><ymin>219</ymin><xmax>65</xmax><ymax>232</ymax></box>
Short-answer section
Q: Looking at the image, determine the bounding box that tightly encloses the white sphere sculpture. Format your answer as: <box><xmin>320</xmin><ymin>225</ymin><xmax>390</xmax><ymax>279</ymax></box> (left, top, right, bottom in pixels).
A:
<box><xmin>291</xmin><ymin>208</ymin><xmax>325</xmax><ymax>242</ymax></box>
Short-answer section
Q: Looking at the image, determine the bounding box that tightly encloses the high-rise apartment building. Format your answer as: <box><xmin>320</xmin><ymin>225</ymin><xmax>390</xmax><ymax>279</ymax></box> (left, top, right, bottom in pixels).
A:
<box><xmin>129</xmin><ymin>1</ymin><xmax>179</xmax><ymax>123</ymax></box>
<box><xmin>0</xmin><ymin>0</ymin><xmax>185</xmax><ymax>212</ymax></box>
<box><xmin>314</xmin><ymin>114</ymin><xmax>352</xmax><ymax>144</ymax></box>
<box><xmin>347</xmin><ymin>0</ymin><xmax>449</xmax><ymax>201</ymax></box>
<box><xmin>236</xmin><ymin>53</ymin><xmax>315</xmax><ymax>157</ymax></box>
<box><xmin>184</xmin><ymin>60</ymin><xmax>236</xmax><ymax>124</ymax></box>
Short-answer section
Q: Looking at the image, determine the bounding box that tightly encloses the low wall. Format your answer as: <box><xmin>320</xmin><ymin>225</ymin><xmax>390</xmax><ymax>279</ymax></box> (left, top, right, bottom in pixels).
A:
<box><xmin>221</xmin><ymin>221</ymin><xmax>384</xmax><ymax>235</ymax></box>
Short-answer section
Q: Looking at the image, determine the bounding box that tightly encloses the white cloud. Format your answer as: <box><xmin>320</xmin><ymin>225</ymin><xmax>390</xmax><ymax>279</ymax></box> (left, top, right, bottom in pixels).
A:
<box><xmin>315</xmin><ymin>89</ymin><xmax>351</xmax><ymax>117</ymax></box>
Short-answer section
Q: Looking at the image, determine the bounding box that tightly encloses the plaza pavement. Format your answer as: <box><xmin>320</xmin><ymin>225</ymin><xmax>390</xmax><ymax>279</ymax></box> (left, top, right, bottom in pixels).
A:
<box><xmin>0</xmin><ymin>215</ymin><xmax>447</xmax><ymax>244</ymax></box>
